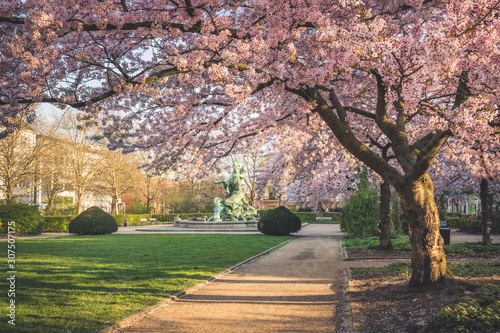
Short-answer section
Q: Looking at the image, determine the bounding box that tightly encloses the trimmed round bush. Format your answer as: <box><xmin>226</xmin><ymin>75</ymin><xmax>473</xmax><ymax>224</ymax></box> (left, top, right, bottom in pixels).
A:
<box><xmin>69</xmin><ymin>206</ymin><xmax>118</xmax><ymax>235</ymax></box>
<box><xmin>258</xmin><ymin>206</ymin><xmax>301</xmax><ymax>236</ymax></box>
<box><xmin>0</xmin><ymin>202</ymin><xmax>44</xmax><ymax>235</ymax></box>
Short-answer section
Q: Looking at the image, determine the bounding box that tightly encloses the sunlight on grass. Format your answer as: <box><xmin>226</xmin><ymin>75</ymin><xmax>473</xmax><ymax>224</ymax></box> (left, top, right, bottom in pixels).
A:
<box><xmin>0</xmin><ymin>234</ymin><xmax>291</xmax><ymax>333</ymax></box>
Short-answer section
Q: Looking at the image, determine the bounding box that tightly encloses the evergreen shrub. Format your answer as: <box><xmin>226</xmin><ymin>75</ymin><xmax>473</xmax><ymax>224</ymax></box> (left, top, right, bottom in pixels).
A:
<box><xmin>43</xmin><ymin>216</ymin><xmax>73</xmax><ymax>232</ymax></box>
<box><xmin>341</xmin><ymin>188</ymin><xmax>380</xmax><ymax>237</ymax></box>
<box><xmin>258</xmin><ymin>206</ymin><xmax>301</xmax><ymax>236</ymax></box>
<box><xmin>446</xmin><ymin>216</ymin><xmax>483</xmax><ymax>233</ymax></box>
<box><xmin>0</xmin><ymin>203</ymin><xmax>44</xmax><ymax>235</ymax></box>
<box><xmin>69</xmin><ymin>206</ymin><xmax>118</xmax><ymax>235</ymax></box>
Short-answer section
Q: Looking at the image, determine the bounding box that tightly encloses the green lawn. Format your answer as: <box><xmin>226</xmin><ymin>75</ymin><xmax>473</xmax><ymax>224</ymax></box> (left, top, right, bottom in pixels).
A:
<box><xmin>0</xmin><ymin>234</ymin><xmax>291</xmax><ymax>333</ymax></box>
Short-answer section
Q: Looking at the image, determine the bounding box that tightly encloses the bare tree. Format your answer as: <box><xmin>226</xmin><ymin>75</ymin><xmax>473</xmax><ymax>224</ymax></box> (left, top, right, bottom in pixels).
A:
<box><xmin>136</xmin><ymin>151</ymin><xmax>169</xmax><ymax>214</ymax></box>
<box><xmin>0</xmin><ymin>117</ymin><xmax>52</xmax><ymax>202</ymax></box>
<box><xmin>58</xmin><ymin>110</ymin><xmax>107</xmax><ymax>214</ymax></box>
<box><xmin>230</xmin><ymin>147</ymin><xmax>269</xmax><ymax>207</ymax></box>
<box><xmin>98</xmin><ymin>149</ymin><xmax>141</xmax><ymax>214</ymax></box>
<box><xmin>38</xmin><ymin>138</ymin><xmax>71</xmax><ymax>213</ymax></box>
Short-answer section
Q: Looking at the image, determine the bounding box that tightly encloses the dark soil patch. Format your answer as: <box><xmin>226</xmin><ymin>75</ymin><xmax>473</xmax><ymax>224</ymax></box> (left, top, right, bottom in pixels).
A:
<box><xmin>346</xmin><ymin>249</ymin><xmax>411</xmax><ymax>259</ymax></box>
<box><xmin>349</xmin><ymin>269</ymin><xmax>500</xmax><ymax>333</ymax></box>
<box><xmin>346</xmin><ymin>249</ymin><xmax>500</xmax><ymax>261</ymax></box>
<box><xmin>350</xmin><ymin>275</ymin><xmax>460</xmax><ymax>332</ymax></box>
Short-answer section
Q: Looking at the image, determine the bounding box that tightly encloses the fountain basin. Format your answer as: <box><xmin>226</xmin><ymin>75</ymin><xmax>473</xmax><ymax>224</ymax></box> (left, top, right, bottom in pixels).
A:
<box><xmin>174</xmin><ymin>220</ymin><xmax>258</xmax><ymax>229</ymax></box>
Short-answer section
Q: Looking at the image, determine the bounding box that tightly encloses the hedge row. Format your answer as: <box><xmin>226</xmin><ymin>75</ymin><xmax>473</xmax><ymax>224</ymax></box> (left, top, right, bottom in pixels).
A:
<box><xmin>43</xmin><ymin>216</ymin><xmax>72</xmax><ymax>232</ymax></box>
<box><xmin>259</xmin><ymin>209</ymin><xmax>341</xmax><ymax>223</ymax></box>
<box><xmin>0</xmin><ymin>203</ymin><xmax>44</xmax><ymax>235</ymax></box>
<box><xmin>9</xmin><ymin>210</ymin><xmax>342</xmax><ymax>234</ymax></box>
<box><xmin>446</xmin><ymin>212</ymin><xmax>500</xmax><ymax>233</ymax></box>
<box><xmin>42</xmin><ymin>213</ymin><xmax>211</xmax><ymax>232</ymax></box>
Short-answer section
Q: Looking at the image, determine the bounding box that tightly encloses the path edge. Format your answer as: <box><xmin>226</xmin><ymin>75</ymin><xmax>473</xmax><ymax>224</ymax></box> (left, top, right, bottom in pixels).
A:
<box><xmin>99</xmin><ymin>237</ymin><xmax>295</xmax><ymax>333</ymax></box>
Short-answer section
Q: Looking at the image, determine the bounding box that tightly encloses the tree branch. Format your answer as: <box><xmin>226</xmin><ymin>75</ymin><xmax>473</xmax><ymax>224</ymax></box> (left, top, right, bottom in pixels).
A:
<box><xmin>408</xmin><ymin>129</ymin><xmax>452</xmax><ymax>180</ymax></box>
<box><xmin>288</xmin><ymin>86</ymin><xmax>404</xmax><ymax>187</ymax></box>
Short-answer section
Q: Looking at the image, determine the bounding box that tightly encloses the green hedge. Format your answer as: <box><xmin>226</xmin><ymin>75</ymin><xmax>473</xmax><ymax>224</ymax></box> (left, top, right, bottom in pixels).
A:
<box><xmin>43</xmin><ymin>216</ymin><xmax>73</xmax><ymax>232</ymax></box>
<box><xmin>113</xmin><ymin>214</ymin><xmax>152</xmax><ymax>226</ymax></box>
<box><xmin>42</xmin><ymin>213</ymin><xmax>211</xmax><ymax>231</ymax></box>
<box><xmin>295</xmin><ymin>212</ymin><xmax>341</xmax><ymax>223</ymax></box>
<box><xmin>32</xmin><ymin>210</ymin><xmax>348</xmax><ymax>233</ymax></box>
<box><xmin>259</xmin><ymin>210</ymin><xmax>341</xmax><ymax>223</ymax></box>
<box><xmin>493</xmin><ymin>211</ymin><xmax>500</xmax><ymax>233</ymax></box>
<box><xmin>0</xmin><ymin>203</ymin><xmax>44</xmax><ymax>235</ymax></box>
<box><xmin>446</xmin><ymin>215</ymin><xmax>500</xmax><ymax>234</ymax></box>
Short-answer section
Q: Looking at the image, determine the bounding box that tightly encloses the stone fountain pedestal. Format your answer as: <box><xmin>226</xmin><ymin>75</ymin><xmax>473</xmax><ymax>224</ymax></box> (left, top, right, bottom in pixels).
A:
<box><xmin>173</xmin><ymin>218</ymin><xmax>258</xmax><ymax>229</ymax></box>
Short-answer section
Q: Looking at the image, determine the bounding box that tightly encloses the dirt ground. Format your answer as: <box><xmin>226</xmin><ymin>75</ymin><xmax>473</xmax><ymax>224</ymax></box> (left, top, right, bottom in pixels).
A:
<box><xmin>347</xmin><ymin>231</ymin><xmax>500</xmax><ymax>333</ymax></box>
<box><xmin>349</xmin><ymin>274</ymin><xmax>461</xmax><ymax>333</ymax></box>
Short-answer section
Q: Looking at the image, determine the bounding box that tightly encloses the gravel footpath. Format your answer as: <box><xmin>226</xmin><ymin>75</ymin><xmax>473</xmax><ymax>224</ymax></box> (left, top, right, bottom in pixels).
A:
<box><xmin>112</xmin><ymin>224</ymin><xmax>347</xmax><ymax>333</ymax></box>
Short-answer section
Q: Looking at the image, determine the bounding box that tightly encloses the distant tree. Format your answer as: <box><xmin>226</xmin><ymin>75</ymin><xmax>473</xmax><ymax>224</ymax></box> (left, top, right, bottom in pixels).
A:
<box><xmin>39</xmin><ymin>141</ymin><xmax>70</xmax><ymax>214</ymax></box>
<box><xmin>0</xmin><ymin>116</ymin><xmax>52</xmax><ymax>202</ymax></box>
<box><xmin>58</xmin><ymin>110</ymin><xmax>107</xmax><ymax>214</ymax></box>
<box><xmin>136</xmin><ymin>151</ymin><xmax>169</xmax><ymax>214</ymax></box>
<box><xmin>98</xmin><ymin>149</ymin><xmax>140</xmax><ymax>215</ymax></box>
<box><xmin>231</xmin><ymin>147</ymin><xmax>269</xmax><ymax>207</ymax></box>
<box><xmin>126</xmin><ymin>201</ymin><xmax>147</xmax><ymax>214</ymax></box>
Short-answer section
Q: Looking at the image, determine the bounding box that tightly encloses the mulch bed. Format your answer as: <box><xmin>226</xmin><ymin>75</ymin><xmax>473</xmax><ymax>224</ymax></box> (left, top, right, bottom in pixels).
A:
<box><xmin>346</xmin><ymin>249</ymin><xmax>411</xmax><ymax>259</ymax></box>
<box><xmin>347</xmin><ymin>250</ymin><xmax>500</xmax><ymax>332</ymax></box>
<box><xmin>346</xmin><ymin>249</ymin><xmax>500</xmax><ymax>261</ymax></box>
<box><xmin>349</xmin><ymin>273</ymin><xmax>462</xmax><ymax>333</ymax></box>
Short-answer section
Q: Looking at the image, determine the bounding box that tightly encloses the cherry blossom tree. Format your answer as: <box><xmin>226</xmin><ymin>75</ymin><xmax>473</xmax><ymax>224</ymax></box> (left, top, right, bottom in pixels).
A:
<box><xmin>2</xmin><ymin>0</ymin><xmax>500</xmax><ymax>287</ymax></box>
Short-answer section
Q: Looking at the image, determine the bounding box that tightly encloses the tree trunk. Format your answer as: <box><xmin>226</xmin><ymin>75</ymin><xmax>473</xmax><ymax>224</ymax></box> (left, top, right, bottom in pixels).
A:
<box><xmin>46</xmin><ymin>194</ymin><xmax>54</xmax><ymax>214</ymax></box>
<box><xmin>6</xmin><ymin>182</ymin><xmax>14</xmax><ymax>202</ymax></box>
<box><xmin>397</xmin><ymin>174</ymin><xmax>453</xmax><ymax>287</ymax></box>
<box><xmin>76</xmin><ymin>192</ymin><xmax>83</xmax><ymax>214</ymax></box>
<box><xmin>480</xmin><ymin>178</ymin><xmax>492</xmax><ymax>245</ymax></box>
<box><xmin>379</xmin><ymin>181</ymin><xmax>393</xmax><ymax>250</ymax></box>
<box><xmin>111</xmin><ymin>196</ymin><xmax>117</xmax><ymax>215</ymax></box>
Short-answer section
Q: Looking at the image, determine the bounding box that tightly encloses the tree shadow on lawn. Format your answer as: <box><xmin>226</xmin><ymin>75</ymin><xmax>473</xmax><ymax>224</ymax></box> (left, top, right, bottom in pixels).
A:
<box><xmin>11</xmin><ymin>269</ymin><xmax>214</xmax><ymax>333</ymax></box>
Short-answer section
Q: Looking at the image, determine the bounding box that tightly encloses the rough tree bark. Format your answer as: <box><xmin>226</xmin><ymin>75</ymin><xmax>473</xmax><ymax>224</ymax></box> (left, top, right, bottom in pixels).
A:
<box><xmin>480</xmin><ymin>178</ymin><xmax>492</xmax><ymax>245</ymax></box>
<box><xmin>397</xmin><ymin>174</ymin><xmax>453</xmax><ymax>287</ymax></box>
